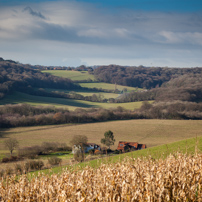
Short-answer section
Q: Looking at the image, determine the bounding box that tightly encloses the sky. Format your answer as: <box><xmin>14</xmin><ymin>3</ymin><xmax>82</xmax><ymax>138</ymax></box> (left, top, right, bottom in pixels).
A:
<box><xmin>0</xmin><ymin>0</ymin><xmax>202</xmax><ymax>67</ymax></box>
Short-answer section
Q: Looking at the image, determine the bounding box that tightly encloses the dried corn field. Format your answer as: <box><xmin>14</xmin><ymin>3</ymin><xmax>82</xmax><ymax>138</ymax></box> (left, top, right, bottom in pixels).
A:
<box><xmin>1</xmin><ymin>153</ymin><xmax>202</xmax><ymax>201</ymax></box>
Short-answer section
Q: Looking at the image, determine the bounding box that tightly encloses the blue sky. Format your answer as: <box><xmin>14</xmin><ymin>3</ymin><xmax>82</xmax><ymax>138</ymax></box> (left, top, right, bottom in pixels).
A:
<box><xmin>0</xmin><ymin>0</ymin><xmax>202</xmax><ymax>67</ymax></box>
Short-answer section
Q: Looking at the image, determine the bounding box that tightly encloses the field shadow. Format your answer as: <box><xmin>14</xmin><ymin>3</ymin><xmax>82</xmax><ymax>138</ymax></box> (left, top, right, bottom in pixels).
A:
<box><xmin>0</xmin><ymin>92</ymin><xmax>96</xmax><ymax>108</ymax></box>
<box><xmin>0</xmin><ymin>123</ymin><xmax>88</xmax><ymax>135</ymax></box>
<box><xmin>0</xmin><ymin>129</ymin><xmax>9</xmax><ymax>138</ymax></box>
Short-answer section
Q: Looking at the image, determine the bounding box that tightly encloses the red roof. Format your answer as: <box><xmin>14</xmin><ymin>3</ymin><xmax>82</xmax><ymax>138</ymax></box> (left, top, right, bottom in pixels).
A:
<box><xmin>117</xmin><ymin>141</ymin><xmax>138</xmax><ymax>151</ymax></box>
<box><xmin>117</xmin><ymin>141</ymin><xmax>146</xmax><ymax>151</ymax></box>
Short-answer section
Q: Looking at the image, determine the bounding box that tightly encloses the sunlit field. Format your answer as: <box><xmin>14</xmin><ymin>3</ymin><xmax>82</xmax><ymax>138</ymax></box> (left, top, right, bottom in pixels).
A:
<box><xmin>0</xmin><ymin>92</ymin><xmax>144</xmax><ymax>110</ymax></box>
<box><xmin>42</xmin><ymin>70</ymin><xmax>95</xmax><ymax>81</ymax></box>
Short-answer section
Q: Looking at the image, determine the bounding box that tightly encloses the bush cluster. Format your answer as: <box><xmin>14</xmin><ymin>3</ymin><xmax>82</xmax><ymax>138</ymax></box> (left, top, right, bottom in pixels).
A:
<box><xmin>1</xmin><ymin>156</ymin><xmax>19</xmax><ymax>163</ymax></box>
<box><xmin>48</xmin><ymin>157</ymin><xmax>62</xmax><ymax>166</ymax></box>
<box><xmin>18</xmin><ymin>142</ymin><xmax>70</xmax><ymax>158</ymax></box>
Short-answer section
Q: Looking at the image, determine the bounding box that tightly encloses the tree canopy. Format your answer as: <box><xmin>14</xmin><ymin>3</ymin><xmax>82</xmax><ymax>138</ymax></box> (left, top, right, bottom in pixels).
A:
<box><xmin>101</xmin><ymin>130</ymin><xmax>115</xmax><ymax>149</ymax></box>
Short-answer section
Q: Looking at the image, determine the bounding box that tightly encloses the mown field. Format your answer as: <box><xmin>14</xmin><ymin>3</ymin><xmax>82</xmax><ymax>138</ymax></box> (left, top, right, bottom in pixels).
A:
<box><xmin>1</xmin><ymin>119</ymin><xmax>202</xmax><ymax>153</ymax></box>
<box><xmin>79</xmin><ymin>82</ymin><xmax>138</xmax><ymax>92</ymax></box>
<box><xmin>42</xmin><ymin>70</ymin><xmax>139</xmax><ymax>92</ymax></box>
<box><xmin>42</xmin><ymin>70</ymin><xmax>95</xmax><ymax>81</ymax></box>
<box><xmin>0</xmin><ymin>92</ymin><xmax>143</xmax><ymax>110</ymax></box>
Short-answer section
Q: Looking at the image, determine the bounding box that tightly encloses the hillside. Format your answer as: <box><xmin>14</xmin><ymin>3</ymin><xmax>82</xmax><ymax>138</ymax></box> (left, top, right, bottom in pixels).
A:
<box><xmin>94</xmin><ymin>65</ymin><xmax>202</xmax><ymax>89</ymax></box>
<box><xmin>1</xmin><ymin>57</ymin><xmax>202</xmax><ymax>125</ymax></box>
<box><xmin>0</xmin><ymin>58</ymin><xmax>80</xmax><ymax>99</ymax></box>
<box><xmin>1</xmin><ymin>119</ymin><xmax>202</xmax><ymax>149</ymax></box>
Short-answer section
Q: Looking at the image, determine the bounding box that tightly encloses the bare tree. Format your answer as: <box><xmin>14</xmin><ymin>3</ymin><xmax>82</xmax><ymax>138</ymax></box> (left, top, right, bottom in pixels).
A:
<box><xmin>4</xmin><ymin>138</ymin><xmax>19</xmax><ymax>156</ymax></box>
<box><xmin>70</xmin><ymin>135</ymin><xmax>88</xmax><ymax>146</ymax></box>
<box><xmin>70</xmin><ymin>135</ymin><xmax>88</xmax><ymax>162</ymax></box>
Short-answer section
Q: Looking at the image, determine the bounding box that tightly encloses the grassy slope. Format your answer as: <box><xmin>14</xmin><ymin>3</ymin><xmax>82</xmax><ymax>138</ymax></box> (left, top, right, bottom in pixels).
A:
<box><xmin>0</xmin><ymin>70</ymin><xmax>143</xmax><ymax>110</ymax></box>
<box><xmin>29</xmin><ymin>135</ymin><xmax>202</xmax><ymax>176</ymax></box>
<box><xmin>75</xmin><ymin>135</ymin><xmax>202</xmax><ymax>170</ymax></box>
<box><xmin>0</xmin><ymin>92</ymin><xmax>143</xmax><ymax>110</ymax></box>
<box><xmin>42</xmin><ymin>70</ymin><xmax>95</xmax><ymax>81</ymax></box>
<box><xmin>42</xmin><ymin>70</ymin><xmax>138</xmax><ymax>92</ymax></box>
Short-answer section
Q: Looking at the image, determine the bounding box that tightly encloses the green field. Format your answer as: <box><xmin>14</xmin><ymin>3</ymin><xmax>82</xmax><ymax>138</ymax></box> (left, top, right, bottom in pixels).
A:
<box><xmin>75</xmin><ymin>92</ymin><xmax>119</xmax><ymax>99</ymax></box>
<box><xmin>79</xmin><ymin>82</ymin><xmax>138</xmax><ymax>92</ymax></box>
<box><xmin>44</xmin><ymin>88</ymin><xmax>119</xmax><ymax>99</ymax></box>
<box><xmin>42</xmin><ymin>70</ymin><xmax>95</xmax><ymax>81</ymax></box>
<box><xmin>0</xmin><ymin>92</ymin><xmax>143</xmax><ymax>110</ymax></box>
<box><xmin>42</xmin><ymin>70</ymin><xmax>139</xmax><ymax>92</ymax></box>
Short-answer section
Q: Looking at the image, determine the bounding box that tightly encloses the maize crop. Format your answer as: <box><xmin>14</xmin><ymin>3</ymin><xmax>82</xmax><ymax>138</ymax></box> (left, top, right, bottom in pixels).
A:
<box><xmin>1</xmin><ymin>153</ymin><xmax>202</xmax><ymax>201</ymax></box>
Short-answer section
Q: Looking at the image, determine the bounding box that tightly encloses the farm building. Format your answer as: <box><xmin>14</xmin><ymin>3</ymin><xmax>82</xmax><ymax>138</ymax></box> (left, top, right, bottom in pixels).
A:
<box><xmin>117</xmin><ymin>141</ymin><xmax>146</xmax><ymax>152</ymax></box>
<box><xmin>72</xmin><ymin>143</ymin><xmax>101</xmax><ymax>154</ymax></box>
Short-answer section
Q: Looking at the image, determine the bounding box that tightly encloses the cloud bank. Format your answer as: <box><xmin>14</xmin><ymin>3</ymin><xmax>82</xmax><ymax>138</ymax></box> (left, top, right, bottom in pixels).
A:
<box><xmin>0</xmin><ymin>1</ymin><xmax>202</xmax><ymax>67</ymax></box>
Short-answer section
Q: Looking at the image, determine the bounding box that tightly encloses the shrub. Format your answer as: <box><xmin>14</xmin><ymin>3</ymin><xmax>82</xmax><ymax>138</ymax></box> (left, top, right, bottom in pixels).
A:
<box><xmin>57</xmin><ymin>143</ymin><xmax>71</xmax><ymax>151</ymax></box>
<box><xmin>1</xmin><ymin>156</ymin><xmax>19</xmax><ymax>163</ymax></box>
<box><xmin>1</xmin><ymin>157</ymin><xmax>10</xmax><ymax>163</ymax></box>
<box><xmin>10</xmin><ymin>156</ymin><xmax>18</xmax><ymax>161</ymax></box>
<box><xmin>48</xmin><ymin>157</ymin><xmax>62</xmax><ymax>166</ymax></box>
<box><xmin>0</xmin><ymin>169</ymin><xmax>5</xmax><ymax>177</ymax></box>
<box><xmin>25</xmin><ymin>160</ymin><xmax>44</xmax><ymax>171</ymax></box>
<box><xmin>5</xmin><ymin>167</ymin><xmax>13</xmax><ymax>176</ymax></box>
<box><xmin>14</xmin><ymin>164</ymin><xmax>23</xmax><ymax>174</ymax></box>
<box><xmin>113</xmin><ymin>150</ymin><xmax>122</xmax><ymax>154</ymax></box>
<box><xmin>41</xmin><ymin>142</ymin><xmax>57</xmax><ymax>152</ymax></box>
<box><xmin>74</xmin><ymin>150</ymin><xmax>85</xmax><ymax>162</ymax></box>
<box><xmin>18</xmin><ymin>146</ymin><xmax>43</xmax><ymax>158</ymax></box>
<box><xmin>89</xmin><ymin>149</ymin><xmax>95</xmax><ymax>155</ymax></box>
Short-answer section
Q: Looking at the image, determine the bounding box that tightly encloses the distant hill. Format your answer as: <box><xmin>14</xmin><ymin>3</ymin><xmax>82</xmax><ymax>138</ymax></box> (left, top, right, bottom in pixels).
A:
<box><xmin>94</xmin><ymin>65</ymin><xmax>202</xmax><ymax>89</ymax></box>
<box><xmin>0</xmin><ymin>58</ymin><xmax>80</xmax><ymax>99</ymax></box>
<box><xmin>93</xmin><ymin>65</ymin><xmax>202</xmax><ymax>103</ymax></box>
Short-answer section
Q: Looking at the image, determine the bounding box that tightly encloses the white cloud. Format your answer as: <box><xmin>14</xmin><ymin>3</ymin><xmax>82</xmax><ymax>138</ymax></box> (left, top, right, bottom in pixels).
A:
<box><xmin>0</xmin><ymin>1</ymin><xmax>202</xmax><ymax>67</ymax></box>
<box><xmin>77</xmin><ymin>29</ymin><xmax>107</xmax><ymax>38</ymax></box>
<box><xmin>159</xmin><ymin>31</ymin><xmax>202</xmax><ymax>45</ymax></box>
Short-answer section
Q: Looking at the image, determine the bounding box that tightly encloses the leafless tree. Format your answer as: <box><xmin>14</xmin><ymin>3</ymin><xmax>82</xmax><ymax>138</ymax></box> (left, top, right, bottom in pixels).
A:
<box><xmin>4</xmin><ymin>138</ymin><xmax>19</xmax><ymax>156</ymax></box>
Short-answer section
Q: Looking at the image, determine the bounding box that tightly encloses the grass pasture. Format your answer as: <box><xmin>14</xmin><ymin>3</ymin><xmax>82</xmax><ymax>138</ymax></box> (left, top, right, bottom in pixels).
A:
<box><xmin>1</xmin><ymin>119</ymin><xmax>202</xmax><ymax>152</ymax></box>
<box><xmin>45</xmin><ymin>88</ymin><xmax>119</xmax><ymax>99</ymax></box>
<box><xmin>0</xmin><ymin>92</ymin><xmax>143</xmax><ymax>110</ymax></box>
<box><xmin>79</xmin><ymin>82</ymin><xmax>138</xmax><ymax>92</ymax></box>
<box><xmin>42</xmin><ymin>70</ymin><xmax>95</xmax><ymax>81</ymax></box>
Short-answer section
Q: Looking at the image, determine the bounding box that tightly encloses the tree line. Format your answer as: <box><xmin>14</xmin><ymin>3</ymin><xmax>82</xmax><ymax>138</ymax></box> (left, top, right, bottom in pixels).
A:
<box><xmin>93</xmin><ymin>65</ymin><xmax>202</xmax><ymax>89</ymax></box>
<box><xmin>116</xmin><ymin>74</ymin><xmax>202</xmax><ymax>103</ymax></box>
<box><xmin>1</xmin><ymin>102</ymin><xmax>202</xmax><ymax>128</ymax></box>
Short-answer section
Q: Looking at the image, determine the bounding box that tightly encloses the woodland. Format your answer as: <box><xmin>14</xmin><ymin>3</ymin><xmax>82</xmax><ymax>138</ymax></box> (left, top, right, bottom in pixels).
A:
<box><xmin>1</xmin><ymin>57</ymin><xmax>202</xmax><ymax>128</ymax></box>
